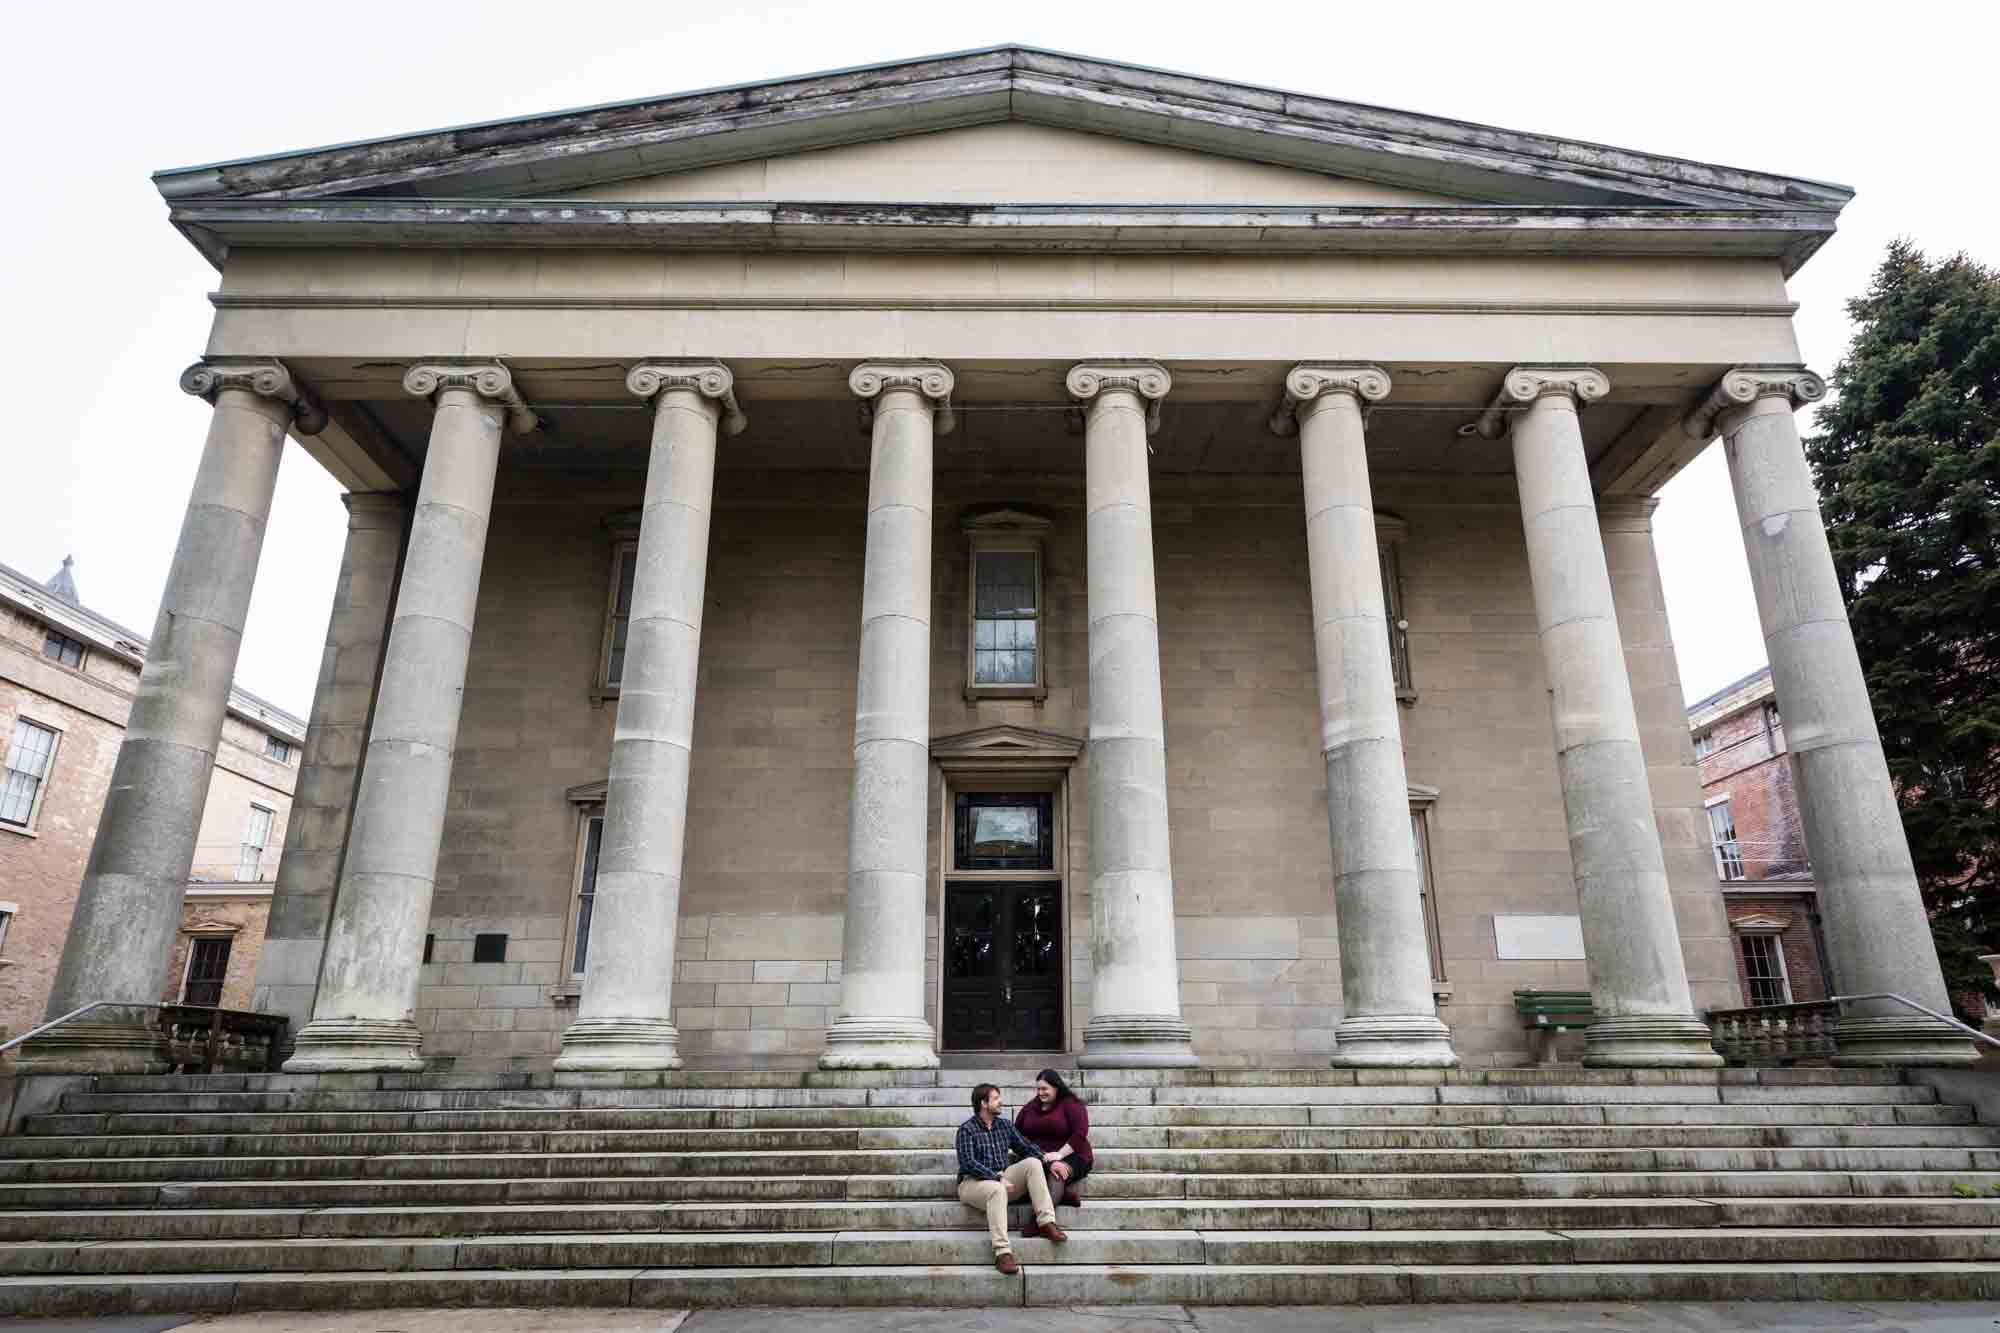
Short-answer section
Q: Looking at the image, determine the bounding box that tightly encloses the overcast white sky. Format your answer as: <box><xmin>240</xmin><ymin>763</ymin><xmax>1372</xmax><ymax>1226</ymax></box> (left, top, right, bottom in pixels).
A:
<box><xmin>4</xmin><ymin>0</ymin><xmax>1995</xmax><ymax>718</ymax></box>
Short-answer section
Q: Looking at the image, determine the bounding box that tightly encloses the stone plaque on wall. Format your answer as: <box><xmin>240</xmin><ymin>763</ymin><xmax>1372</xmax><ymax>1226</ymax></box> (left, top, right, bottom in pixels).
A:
<box><xmin>1492</xmin><ymin>914</ymin><xmax>1587</xmax><ymax>960</ymax></box>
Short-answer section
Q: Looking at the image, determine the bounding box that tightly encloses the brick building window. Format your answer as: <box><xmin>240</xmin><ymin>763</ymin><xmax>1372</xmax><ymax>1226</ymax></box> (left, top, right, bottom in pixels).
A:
<box><xmin>1738</xmin><ymin>932</ymin><xmax>1791</xmax><ymax>1006</ymax></box>
<box><xmin>181</xmin><ymin>937</ymin><xmax>232</xmax><ymax>1007</ymax></box>
<box><xmin>0</xmin><ymin>900</ymin><xmax>15</xmax><ymax>961</ymax></box>
<box><xmin>40</xmin><ymin>629</ymin><xmax>84</xmax><ymax>668</ymax></box>
<box><xmin>264</xmin><ymin>735</ymin><xmax>294</xmax><ymax>764</ymax></box>
<box><xmin>1693</xmin><ymin>730</ymin><xmax>1715</xmax><ymax>759</ymax></box>
<box><xmin>1</xmin><ymin>717</ymin><xmax>60</xmax><ymax>830</ymax></box>
<box><xmin>1707</xmin><ymin>798</ymin><xmax>1745</xmax><ymax>881</ymax></box>
<box><xmin>237</xmin><ymin>805</ymin><xmax>274</xmax><ymax>882</ymax></box>
<box><xmin>964</xmin><ymin>510</ymin><xmax>1050</xmax><ymax>701</ymax></box>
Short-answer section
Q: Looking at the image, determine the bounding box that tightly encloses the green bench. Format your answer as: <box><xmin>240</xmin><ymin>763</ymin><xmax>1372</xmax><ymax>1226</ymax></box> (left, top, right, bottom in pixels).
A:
<box><xmin>1514</xmin><ymin>990</ymin><xmax>1596</xmax><ymax>1064</ymax></box>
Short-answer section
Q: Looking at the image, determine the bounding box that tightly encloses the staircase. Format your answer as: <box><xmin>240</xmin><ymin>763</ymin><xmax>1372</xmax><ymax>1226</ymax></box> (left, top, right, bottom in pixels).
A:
<box><xmin>4</xmin><ymin>1065</ymin><xmax>2000</xmax><ymax>1315</ymax></box>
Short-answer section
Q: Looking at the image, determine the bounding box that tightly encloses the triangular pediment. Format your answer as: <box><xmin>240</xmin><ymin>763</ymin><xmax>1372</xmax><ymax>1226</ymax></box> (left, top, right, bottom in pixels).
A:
<box><xmin>931</xmin><ymin>724</ymin><xmax>1085</xmax><ymax>765</ymax></box>
<box><xmin>155</xmin><ymin>47</ymin><xmax>1850</xmax><ymax>215</ymax></box>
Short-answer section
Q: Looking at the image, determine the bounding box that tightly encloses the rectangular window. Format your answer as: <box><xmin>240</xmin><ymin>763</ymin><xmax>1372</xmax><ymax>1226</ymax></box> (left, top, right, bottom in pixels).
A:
<box><xmin>1708</xmin><ymin>799</ymin><xmax>1745</xmax><ymax>881</ymax></box>
<box><xmin>473</xmin><ymin>933</ymin><xmax>508</xmax><ymax>964</ymax></box>
<box><xmin>599</xmin><ymin>544</ymin><xmax>639</xmax><ymax>690</ymax></box>
<box><xmin>0</xmin><ymin>902</ymin><xmax>15</xmax><ymax>960</ymax></box>
<box><xmin>1380</xmin><ymin>544</ymin><xmax>1413</xmax><ymax>697</ymax></box>
<box><xmin>182</xmin><ymin>937</ymin><xmax>233</xmax><ymax>1007</ymax></box>
<box><xmin>40</xmin><ymin>630</ymin><xmax>83</xmax><ymax>668</ymax></box>
<box><xmin>1693</xmin><ymin>730</ymin><xmax>1715</xmax><ymax>759</ymax></box>
<box><xmin>954</xmin><ymin>792</ymin><xmax>1054</xmax><ymax>871</ymax></box>
<box><xmin>971</xmin><ymin>550</ymin><xmax>1039</xmax><ymax>686</ymax></box>
<box><xmin>1739</xmin><ymin>933</ymin><xmax>1791</xmax><ymax>1006</ymax></box>
<box><xmin>572</xmin><ymin>814</ymin><xmax>604</xmax><ymax>977</ymax></box>
<box><xmin>237</xmin><ymin>805</ymin><xmax>275</xmax><ymax>882</ymax></box>
<box><xmin>265</xmin><ymin>735</ymin><xmax>294</xmax><ymax>764</ymax></box>
<box><xmin>1</xmin><ymin>718</ymin><xmax>59</xmax><ymax>829</ymax></box>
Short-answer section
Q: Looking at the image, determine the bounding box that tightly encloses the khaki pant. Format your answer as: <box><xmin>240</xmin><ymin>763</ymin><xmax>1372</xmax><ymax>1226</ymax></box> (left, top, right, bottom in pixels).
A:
<box><xmin>957</xmin><ymin>1158</ymin><xmax>1056</xmax><ymax>1253</ymax></box>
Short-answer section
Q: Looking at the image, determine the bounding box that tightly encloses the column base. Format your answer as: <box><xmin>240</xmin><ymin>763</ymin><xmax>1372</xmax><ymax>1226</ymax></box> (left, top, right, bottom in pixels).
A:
<box><xmin>283</xmin><ymin>1017</ymin><xmax>427</xmax><ymax>1073</ymax></box>
<box><xmin>1330</xmin><ymin>1013</ymin><xmax>1460</xmax><ymax>1068</ymax></box>
<box><xmin>1078</xmin><ymin>1012</ymin><xmax>1199</xmax><ymax>1068</ymax></box>
<box><xmin>1831</xmin><ymin>1014</ymin><xmax>1981</xmax><ymax>1067</ymax></box>
<box><xmin>554</xmin><ymin>1016</ymin><xmax>684</xmax><ymax>1071</ymax></box>
<box><xmin>1582</xmin><ymin>1013</ymin><xmax>1725</xmax><ymax>1068</ymax></box>
<box><xmin>818</xmin><ymin>1015</ymin><xmax>940</xmax><ymax>1070</ymax></box>
<box><xmin>12</xmin><ymin>1019</ymin><xmax>170</xmax><ymax>1075</ymax></box>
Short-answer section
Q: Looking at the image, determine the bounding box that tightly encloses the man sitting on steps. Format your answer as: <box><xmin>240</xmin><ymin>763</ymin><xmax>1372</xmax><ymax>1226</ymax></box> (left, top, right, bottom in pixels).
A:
<box><xmin>955</xmin><ymin>1081</ymin><xmax>1067</xmax><ymax>1272</ymax></box>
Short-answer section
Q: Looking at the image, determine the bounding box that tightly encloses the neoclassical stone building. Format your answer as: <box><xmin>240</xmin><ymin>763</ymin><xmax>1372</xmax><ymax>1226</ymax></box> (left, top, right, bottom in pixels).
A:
<box><xmin>21</xmin><ymin>48</ymin><xmax>1976</xmax><ymax>1073</ymax></box>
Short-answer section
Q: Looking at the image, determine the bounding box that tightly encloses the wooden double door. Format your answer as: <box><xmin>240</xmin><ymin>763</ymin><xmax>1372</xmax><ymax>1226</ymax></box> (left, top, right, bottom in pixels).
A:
<box><xmin>942</xmin><ymin>881</ymin><xmax>1064</xmax><ymax>1051</ymax></box>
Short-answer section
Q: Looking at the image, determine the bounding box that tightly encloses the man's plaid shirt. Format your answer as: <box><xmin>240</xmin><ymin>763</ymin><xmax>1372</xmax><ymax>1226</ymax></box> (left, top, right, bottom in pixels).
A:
<box><xmin>955</xmin><ymin>1112</ymin><xmax>1045</xmax><ymax>1182</ymax></box>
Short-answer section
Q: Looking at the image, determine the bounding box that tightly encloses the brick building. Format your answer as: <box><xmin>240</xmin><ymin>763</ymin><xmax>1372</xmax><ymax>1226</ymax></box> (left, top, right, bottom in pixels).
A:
<box><xmin>1689</xmin><ymin>665</ymin><xmax>1834</xmax><ymax>1009</ymax></box>
<box><xmin>0</xmin><ymin>557</ymin><xmax>304</xmax><ymax>1041</ymax></box>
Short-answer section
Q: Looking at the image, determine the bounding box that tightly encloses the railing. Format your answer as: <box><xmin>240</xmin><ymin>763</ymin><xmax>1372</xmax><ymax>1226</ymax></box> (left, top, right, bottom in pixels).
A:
<box><xmin>1706</xmin><ymin>1001</ymin><xmax>1839</xmax><ymax>1064</ymax></box>
<box><xmin>1707</xmin><ymin>992</ymin><xmax>2000</xmax><ymax>1064</ymax></box>
<box><xmin>0</xmin><ymin>1001</ymin><xmax>288</xmax><ymax>1074</ymax></box>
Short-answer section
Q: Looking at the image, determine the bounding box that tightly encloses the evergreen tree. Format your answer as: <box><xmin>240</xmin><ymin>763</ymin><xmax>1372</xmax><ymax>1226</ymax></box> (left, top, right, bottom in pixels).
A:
<box><xmin>1806</xmin><ymin>239</ymin><xmax>2000</xmax><ymax>1014</ymax></box>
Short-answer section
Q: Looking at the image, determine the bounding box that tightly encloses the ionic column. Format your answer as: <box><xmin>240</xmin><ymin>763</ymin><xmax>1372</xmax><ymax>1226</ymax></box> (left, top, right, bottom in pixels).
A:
<box><xmin>820</xmin><ymin>362</ymin><xmax>953</xmax><ymax>1070</ymax></box>
<box><xmin>1692</xmin><ymin>367</ymin><xmax>1974</xmax><ymax>1064</ymax></box>
<box><xmin>1068</xmin><ymin>362</ymin><xmax>1197</xmax><ymax>1069</ymax></box>
<box><xmin>286</xmin><ymin>362</ymin><xmax>533</xmax><ymax>1072</ymax></box>
<box><xmin>557</xmin><ymin>362</ymin><xmax>745</xmax><ymax>1071</ymax></box>
<box><xmin>1276</xmin><ymin>365</ymin><xmax>1457</xmax><ymax>1067</ymax></box>
<box><xmin>1504</xmin><ymin>366</ymin><xmax>1720</xmax><ymax>1067</ymax></box>
<box><xmin>252</xmin><ymin>491</ymin><xmax>409</xmax><ymax>1050</ymax></box>
<box><xmin>20</xmin><ymin>360</ymin><xmax>324</xmax><ymax>1073</ymax></box>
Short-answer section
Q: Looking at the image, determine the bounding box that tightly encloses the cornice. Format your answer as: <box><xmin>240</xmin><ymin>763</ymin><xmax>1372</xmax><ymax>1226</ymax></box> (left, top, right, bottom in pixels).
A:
<box><xmin>849</xmin><ymin>361</ymin><xmax>957</xmax><ymax>435</ymax></box>
<box><xmin>1268</xmin><ymin>363</ymin><xmax>1391</xmax><ymax>436</ymax></box>
<box><xmin>1684</xmin><ymin>365</ymin><xmax>1828</xmax><ymax>441</ymax></box>
<box><xmin>402</xmin><ymin>361</ymin><xmax>541</xmax><ymax>435</ymax></box>
<box><xmin>178</xmin><ymin>358</ymin><xmax>327</xmax><ymax>436</ymax></box>
<box><xmin>626</xmin><ymin>361</ymin><xmax>748</xmax><ymax>436</ymax></box>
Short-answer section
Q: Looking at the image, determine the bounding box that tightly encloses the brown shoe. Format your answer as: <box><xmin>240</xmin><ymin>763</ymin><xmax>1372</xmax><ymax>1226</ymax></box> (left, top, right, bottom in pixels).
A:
<box><xmin>1039</xmin><ymin>1220</ymin><xmax>1068</xmax><ymax>1244</ymax></box>
<box><xmin>996</xmin><ymin>1251</ymin><xmax>1020</xmax><ymax>1274</ymax></box>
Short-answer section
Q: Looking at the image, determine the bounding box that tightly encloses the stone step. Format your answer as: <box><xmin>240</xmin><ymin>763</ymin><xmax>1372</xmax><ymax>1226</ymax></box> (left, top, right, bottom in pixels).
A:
<box><xmin>14</xmin><ymin>1123</ymin><xmax>1994</xmax><ymax>1161</ymax></box>
<box><xmin>4</xmin><ymin>1259</ymin><xmax>1999</xmax><ymax>1315</ymax></box>
<box><xmin>54</xmin><ymin>1081</ymin><xmax>1939</xmax><ymax>1115</ymax></box>
<box><xmin>28</xmin><ymin>1100</ymin><xmax>1976</xmax><ymax>1135</ymax></box>
<box><xmin>8</xmin><ymin>1167</ymin><xmax>1998</xmax><ymax>1213</ymax></box>
<box><xmin>12</xmin><ymin>1143</ymin><xmax>1998</xmax><ymax>1184</ymax></box>
<box><xmin>77</xmin><ymin>1067</ymin><xmax>1909</xmax><ymax>1094</ymax></box>
<box><xmin>7</xmin><ymin>1224</ymin><xmax>1999</xmax><ymax>1279</ymax></box>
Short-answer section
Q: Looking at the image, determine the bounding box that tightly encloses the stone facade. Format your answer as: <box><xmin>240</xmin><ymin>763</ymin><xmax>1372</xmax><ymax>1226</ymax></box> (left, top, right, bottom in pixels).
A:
<box><xmin>30</xmin><ymin>48</ymin><xmax>1976</xmax><ymax>1072</ymax></box>
<box><xmin>0</xmin><ymin>560</ymin><xmax>302</xmax><ymax>1042</ymax></box>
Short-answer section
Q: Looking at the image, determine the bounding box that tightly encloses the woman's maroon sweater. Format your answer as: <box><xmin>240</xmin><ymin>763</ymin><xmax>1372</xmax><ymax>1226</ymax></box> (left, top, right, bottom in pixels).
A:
<box><xmin>1016</xmin><ymin>1096</ymin><xmax>1092</xmax><ymax>1167</ymax></box>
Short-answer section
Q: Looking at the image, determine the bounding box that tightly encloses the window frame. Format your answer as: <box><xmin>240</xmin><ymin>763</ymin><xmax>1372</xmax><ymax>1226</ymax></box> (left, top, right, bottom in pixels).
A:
<box><xmin>592</xmin><ymin>516</ymin><xmax>642</xmax><ymax>704</ymax></box>
<box><xmin>40</xmin><ymin>629</ymin><xmax>84</xmax><ymax>670</ymax></box>
<box><xmin>1407</xmin><ymin>787</ymin><xmax>1448</xmax><ymax>993</ymax></box>
<box><xmin>1736</xmin><ymin>929</ymin><xmax>1792</xmax><ymax>1006</ymax></box>
<box><xmin>264</xmin><ymin>734</ymin><xmax>294</xmax><ymax>764</ymax></box>
<box><xmin>558</xmin><ymin>798</ymin><xmax>607</xmax><ymax>994</ymax></box>
<box><xmin>237</xmin><ymin>803</ymin><xmax>276</xmax><ymax>883</ymax></box>
<box><xmin>180</xmin><ymin>934</ymin><xmax>234</xmax><ymax>1007</ymax></box>
<box><xmin>963</xmin><ymin>510</ymin><xmax>1052</xmax><ymax>703</ymax></box>
<box><xmin>1</xmin><ymin>714</ymin><xmax>62</xmax><ymax>835</ymax></box>
<box><xmin>0</xmin><ymin>900</ymin><xmax>16</xmax><ymax>964</ymax></box>
<box><xmin>1693</xmin><ymin>729</ymin><xmax>1715</xmax><ymax>759</ymax></box>
<box><xmin>1706</xmin><ymin>796</ymin><xmax>1745</xmax><ymax>881</ymax></box>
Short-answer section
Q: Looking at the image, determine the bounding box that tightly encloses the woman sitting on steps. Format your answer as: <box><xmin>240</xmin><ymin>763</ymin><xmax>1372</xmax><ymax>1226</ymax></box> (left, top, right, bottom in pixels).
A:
<box><xmin>1017</xmin><ymin>1067</ymin><xmax>1092</xmax><ymax>1234</ymax></box>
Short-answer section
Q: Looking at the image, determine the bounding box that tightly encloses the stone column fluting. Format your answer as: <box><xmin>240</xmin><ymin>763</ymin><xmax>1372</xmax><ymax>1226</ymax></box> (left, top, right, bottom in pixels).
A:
<box><xmin>1277</xmin><ymin>365</ymin><xmax>1458</xmax><ymax>1067</ymax></box>
<box><xmin>1693</xmin><ymin>366</ymin><xmax>1975</xmax><ymax>1064</ymax></box>
<box><xmin>557</xmin><ymin>362</ymin><xmax>745</xmax><ymax>1072</ymax></box>
<box><xmin>820</xmin><ymin>362</ymin><xmax>954</xmax><ymax>1070</ymax></box>
<box><xmin>285</xmin><ymin>362</ymin><xmax>533</xmax><ymax>1072</ymax></box>
<box><xmin>252</xmin><ymin>491</ymin><xmax>409</xmax><ymax>1050</ymax></box>
<box><xmin>19</xmin><ymin>360</ymin><xmax>324</xmax><ymax>1073</ymax></box>
<box><xmin>1068</xmin><ymin>361</ymin><xmax>1198</xmax><ymax>1068</ymax></box>
<box><xmin>1504</xmin><ymin>366</ymin><xmax>1720</xmax><ymax>1067</ymax></box>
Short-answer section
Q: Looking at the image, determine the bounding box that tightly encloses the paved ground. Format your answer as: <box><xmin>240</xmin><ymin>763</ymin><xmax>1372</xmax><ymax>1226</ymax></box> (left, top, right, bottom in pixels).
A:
<box><xmin>7</xmin><ymin>1306</ymin><xmax>2000</xmax><ymax>1333</ymax></box>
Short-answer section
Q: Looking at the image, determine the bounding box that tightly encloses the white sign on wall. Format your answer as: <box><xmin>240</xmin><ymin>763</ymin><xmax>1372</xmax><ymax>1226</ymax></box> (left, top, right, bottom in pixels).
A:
<box><xmin>1493</xmin><ymin>913</ymin><xmax>1587</xmax><ymax>961</ymax></box>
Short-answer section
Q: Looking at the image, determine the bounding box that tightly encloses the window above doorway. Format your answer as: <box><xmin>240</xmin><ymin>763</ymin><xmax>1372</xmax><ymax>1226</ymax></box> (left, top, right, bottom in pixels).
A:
<box><xmin>963</xmin><ymin>509</ymin><xmax>1051</xmax><ymax>702</ymax></box>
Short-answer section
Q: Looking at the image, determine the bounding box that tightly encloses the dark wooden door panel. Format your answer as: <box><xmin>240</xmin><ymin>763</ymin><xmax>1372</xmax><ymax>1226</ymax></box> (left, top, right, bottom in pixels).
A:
<box><xmin>943</xmin><ymin>880</ymin><xmax>1063</xmax><ymax>1051</ymax></box>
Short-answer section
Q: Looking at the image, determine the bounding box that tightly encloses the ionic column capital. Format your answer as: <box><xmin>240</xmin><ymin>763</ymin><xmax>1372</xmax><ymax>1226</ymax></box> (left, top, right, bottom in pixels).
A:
<box><xmin>626</xmin><ymin>361</ymin><xmax>747</xmax><ymax>435</ymax></box>
<box><xmin>848</xmin><ymin>361</ymin><xmax>956</xmax><ymax>435</ymax></box>
<box><xmin>1469</xmin><ymin>366</ymin><xmax>1611</xmax><ymax>439</ymax></box>
<box><xmin>1685</xmin><ymin>365</ymin><xmax>1827</xmax><ymax>441</ymax></box>
<box><xmin>179</xmin><ymin>358</ymin><xmax>328</xmax><ymax>436</ymax></box>
<box><xmin>1270</xmin><ymin>363</ymin><xmax>1391</xmax><ymax>436</ymax></box>
<box><xmin>1067</xmin><ymin>360</ymin><xmax>1171</xmax><ymax>435</ymax></box>
<box><xmin>402</xmin><ymin>361</ymin><xmax>540</xmax><ymax>435</ymax></box>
